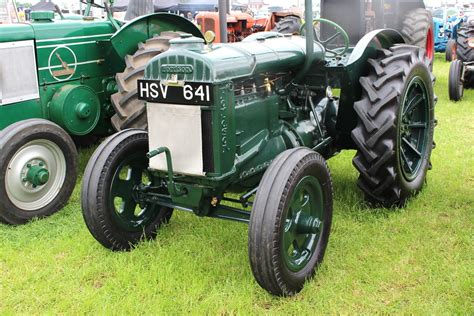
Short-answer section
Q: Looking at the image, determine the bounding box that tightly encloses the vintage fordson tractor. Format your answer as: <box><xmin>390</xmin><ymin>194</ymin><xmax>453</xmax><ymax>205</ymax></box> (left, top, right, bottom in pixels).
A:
<box><xmin>81</xmin><ymin>0</ymin><xmax>436</xmax><ymax>295</ymax></box>
<box><xmin>0</xmin><ymin>0</ymin><xmax>202</xmax><ymax>224</ymax></box>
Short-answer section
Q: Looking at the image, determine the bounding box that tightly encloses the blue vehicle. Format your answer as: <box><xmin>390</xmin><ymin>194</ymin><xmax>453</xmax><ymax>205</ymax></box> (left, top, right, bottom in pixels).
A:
<box><xmin>431</xmin><ymin>7</ymin><xmax>465</xmax><ymax>59</ymax></box>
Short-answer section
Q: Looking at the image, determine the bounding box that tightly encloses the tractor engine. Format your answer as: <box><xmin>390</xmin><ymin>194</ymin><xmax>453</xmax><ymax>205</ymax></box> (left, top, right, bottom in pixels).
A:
<box><xmin>138</xmin><ymin>34</ymin><xmax>337</xmax><ymax>208</ymax></box>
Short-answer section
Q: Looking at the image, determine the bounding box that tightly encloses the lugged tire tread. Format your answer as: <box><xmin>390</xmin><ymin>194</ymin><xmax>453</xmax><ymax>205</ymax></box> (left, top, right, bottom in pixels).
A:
<box><xmin>110</xmin><ymin>32</ymin><xmax>180</xmax><ymax>131</ymax></box>
<box><xmin>351</xmin><ymin>45</ymin><xmax>435</xmax><ymax>206</ymax></box>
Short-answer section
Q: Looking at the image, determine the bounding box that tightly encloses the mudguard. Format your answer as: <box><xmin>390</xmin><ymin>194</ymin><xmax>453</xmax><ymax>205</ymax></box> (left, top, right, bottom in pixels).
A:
<box><xmin>335</xmin><ymin>29</ymin><xmax>406</xmax><ymax>141</ymax></box>
<box><xmin>111</xmin><ymin>13</ymin><xmax>203</xmax><ymax>59</ymax></box>
<box><xmin>347</xmin><ymin>28</ymin><xmax>405</xmax><ymax>66</ymax></box>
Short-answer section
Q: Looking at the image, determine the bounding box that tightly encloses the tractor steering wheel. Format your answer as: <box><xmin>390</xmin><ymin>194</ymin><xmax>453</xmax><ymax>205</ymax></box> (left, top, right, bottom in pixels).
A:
<box><xmin>300</xmin><ymin>18</ymin><xmax>350</xmax><ymax>58</ymax></box>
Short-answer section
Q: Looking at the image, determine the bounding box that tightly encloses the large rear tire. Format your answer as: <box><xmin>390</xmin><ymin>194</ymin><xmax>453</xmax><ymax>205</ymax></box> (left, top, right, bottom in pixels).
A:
<box><xmin>351</xmin><ymin>45</ymin><xmax>435</xmax><ymax>207</ymax></box>
<box><xmin>399</xmin><ymin>9</ymin><xmax>434</xmax><ymax>67</ymax></box>
<box><xmin>455</xmin><ymin>25</ymin><xmax>474</xmax><ymax>63</ymax></box>
<box><xmin>0</xmin><ymin>119</ymin><xmax>77</xmax><ymax>225</ymax></box>
<box><xmin>110</xmin><ymin>32</ymin><xmax>181</xmax><ymax>131</ymax></box>
<box><xmin>81</xmin><ymin>129</ymin><xmax>173</xmax><ymax>251</ymax></box>
<box><xmin>248</xmin><ymin>148</ymin><xmax>333</xmax><ymax>296</ymax></box>
<box><xmin>449</xmin><ymin>60</ymin><xmax>464</xmax><ymax>101</ymax></box>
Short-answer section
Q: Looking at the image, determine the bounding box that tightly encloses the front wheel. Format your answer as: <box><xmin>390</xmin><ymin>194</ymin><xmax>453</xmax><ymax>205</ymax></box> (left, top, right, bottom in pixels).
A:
<box><xmin>449</xmin><ymin>60</ymin><xmax>464</xmax><ymax>101</ymax></box>
<box><xmin>81</xmin><ymin>129</ymin><xmax>173</xmax><ymax>251</ymax></box>
<box><xmin>0</xmin><ymin>119</ymin><xmax>77</xmax><ymax>225</ymax></box>
<box><xmin>248</xmin><ymin>148</ymin><xmax>333</xmax><ymax>296</ymax></box>
<box><xmin>352</xmin><ymin>45</ymin><xmax>435</xmax><ymax>207</ymax></box>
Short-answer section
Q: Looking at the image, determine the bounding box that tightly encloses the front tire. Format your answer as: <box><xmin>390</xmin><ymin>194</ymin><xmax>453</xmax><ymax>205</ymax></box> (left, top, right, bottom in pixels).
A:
<box><xmin>0</xmin><ymin>119</ymin><xmax>77</xmax><ymax>225</ymax></box>
<box><xmin>352</xmin><ymin>45</ymin><xmax>435</xmax><ymax>207</ymax></box>
<box><xmin>248</xmin><ymin>148</ymin><xmax>333</xmax><ymax>296</ymax></box>
<box><xmin>81</xmin><ymin>129</ymin><xmax>173</xmax><ymax>251</ymax></box>
<box><xmin>449</xmin><ymin>60</ymin><xmax>464</xmax><ymax>101</ymax></box>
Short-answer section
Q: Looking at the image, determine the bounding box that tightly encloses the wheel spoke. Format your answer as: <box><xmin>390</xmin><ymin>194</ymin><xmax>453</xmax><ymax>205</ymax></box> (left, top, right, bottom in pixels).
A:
<box><xmin>402</xmin><ymin>137</ymin><xmax>422</xmax><ymax>158</ymax></box>
<box><xmin>400</xmin><ymin>148</ymin><xmax>414</xmax><ymax>174</ymax></box>
<box><xmin>322</xmin><ymin>31</ymin><xmax>341</xmax><ymax>44</ymax></box>
<box><xmin>408</xmin><ymin>122</ymin><xmax>427</xmax><ymax>129</ymax></box>
<box><xmin>403</xmin><ymin>93</ymin><xmax>423</xmax><ymax>116</ymax></box>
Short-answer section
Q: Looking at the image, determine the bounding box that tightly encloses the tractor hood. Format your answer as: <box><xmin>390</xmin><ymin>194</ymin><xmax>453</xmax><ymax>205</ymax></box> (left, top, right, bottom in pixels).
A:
<box><xmin>143</xmin><ymin>34</ymin><xmax>324</xmax><ymax>83</ymax></box>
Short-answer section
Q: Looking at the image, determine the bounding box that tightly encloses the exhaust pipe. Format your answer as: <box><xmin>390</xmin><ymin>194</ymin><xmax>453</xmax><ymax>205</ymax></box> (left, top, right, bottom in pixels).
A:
<box><xmin>294</xmin><ymin>0</ymin><xmax>314</xmax><ymax>83</ymax></box>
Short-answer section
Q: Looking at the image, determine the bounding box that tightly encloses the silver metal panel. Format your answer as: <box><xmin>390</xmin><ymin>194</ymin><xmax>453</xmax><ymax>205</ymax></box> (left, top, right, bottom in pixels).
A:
<box><xmin>147</xmin><ymin>102</ymin><xmax>204</xmax><ymax>176</ymax></box>
<box><xmin>0</xmin><ymin>40</ymin><xmax>39</xmax><ymax>105</ymax></box>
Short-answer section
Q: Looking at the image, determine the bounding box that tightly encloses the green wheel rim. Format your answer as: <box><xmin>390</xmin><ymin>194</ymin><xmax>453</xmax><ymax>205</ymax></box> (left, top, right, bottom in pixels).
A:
<box><xmin>109</xmin><ymin>153</ymin><xmax>156</xmax><ymax>231</ymax></box>
<box><xmin>399</xmin><ymin>76</ymin><xmax>430</xmax><ymax>181</ymax></box>
<box><xmin>281</xmin><ymin>175</ymin><xmax>324</xmax><ymax>272</ymax></box>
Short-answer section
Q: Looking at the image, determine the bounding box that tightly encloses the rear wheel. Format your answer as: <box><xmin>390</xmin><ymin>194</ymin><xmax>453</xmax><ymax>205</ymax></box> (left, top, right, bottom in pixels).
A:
<box><xmin>248</xmin><ymin>148</ymin><xmax>333</xmax><ymax>296</ymax></box>
<box><xmin>445</xmin><ymin>39</ymin><xmax>456</xmax><ymax>62</ymax></box>
<box><xmin>110</xmin><ymin>32</ymin><xmax>181</xmax><ymax>131</ymax></box>
<box><xmin>455</xmin><ymin>25</ymin><xmax>474</xmax><ymax>63</ymax></box>
<box><xmin>0</xmin><ymin>119</ymin><xmax>77</xmax><ymax>224</ymax></box>
<box><xmin>449</xmin><ymin>60</ymin><xmax>464</xmax><ymax>101</ymax></box>
<box><xmin>352</xmin><ymin>45</ymin><xmax>435</xmax><ymax>207</ymax></box>
<box><xmin>399</xmin><ymin>9</ymin><xmax>434</xmax><ymax>67</ymax></box>
<box><xmin>81</xmin><ymin>129</ymin><xmax>173</xmax><ymax>251</ymax></box>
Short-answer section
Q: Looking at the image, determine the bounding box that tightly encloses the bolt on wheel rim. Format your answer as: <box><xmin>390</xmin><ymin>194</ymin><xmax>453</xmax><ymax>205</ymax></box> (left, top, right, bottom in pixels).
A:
<box><xmin>399</xmin><ymin>77</ymin><xmax>430</xmax><ymax>181</ymax></box>
<box><xmin>282</xmin><ymin>175</ymin><xmax>324</xmax><ymax>272</ymax></box>
<box><xmin>5</xmin><ymin>140</ymin><xmax>66</xmax><ymax>210</ymax></box>
<box><xmin>109</xmin><ymin>153</ymin><xmax>157</xmax><ymax>231</ymax></box>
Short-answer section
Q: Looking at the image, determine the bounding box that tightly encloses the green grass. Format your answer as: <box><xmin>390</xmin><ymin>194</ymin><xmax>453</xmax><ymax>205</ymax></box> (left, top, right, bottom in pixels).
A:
<box><xmin>1</xmin><ymin>54</ymin><xmax>473</xmax><ymax>314</ymax></box>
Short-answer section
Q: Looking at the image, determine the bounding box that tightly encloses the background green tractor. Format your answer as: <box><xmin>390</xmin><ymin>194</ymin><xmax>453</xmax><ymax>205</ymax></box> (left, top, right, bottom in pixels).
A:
<box><xmin>448</xmin><ymin>17</ymin><xmax>474</xmax><ymax>101</ymax></box>
<box><xmin>81</xmin><ymin>0</ymin><xmax>436</xmax><ymax>296</ymax></box>
<box><xmin>0</xmin><ymin>0</ymin><xmax>202</xmax><ymax>224</ymax></box>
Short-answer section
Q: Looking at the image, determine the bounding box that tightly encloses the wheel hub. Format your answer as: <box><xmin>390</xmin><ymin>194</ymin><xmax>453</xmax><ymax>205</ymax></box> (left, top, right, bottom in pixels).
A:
<box><xmin>399</xmin><ymin>77</ymin><xmax>430</xmax><ymax>181</ymax></box>
<box><xmin>282</xmin><ymin>176</ymin><xmax>324</xmax><ymax>272</ymax></box>
<box><xmin>5</xmin><ymin>140</ymin><xmax>66</xmax><ymax>211</ymax></box>
<box><xmin>25</xmin><ymin>161</ymin><xmax>50</xmax><ymax>187</ymax></box>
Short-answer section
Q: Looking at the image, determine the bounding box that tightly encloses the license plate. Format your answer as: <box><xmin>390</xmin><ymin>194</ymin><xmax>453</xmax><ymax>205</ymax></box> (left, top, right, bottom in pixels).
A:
<box><xmin>138</xmin><ymin>80</ymin><xmax>213</xmax><ymax>106</ymax></box>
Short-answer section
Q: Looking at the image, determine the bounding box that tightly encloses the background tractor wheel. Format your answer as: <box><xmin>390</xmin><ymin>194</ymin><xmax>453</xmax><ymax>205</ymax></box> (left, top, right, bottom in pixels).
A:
<box><xmin>351</xmin><ymin>45</ymin><xmax>435</xmax><ymax>207</ymax></box>
<box><xmin>81</xmin><ymin>129</ymin><xmax>173</xmax><ymax>251</ymax></box>
<box><xmin>272</xmin><ymin>16</ymin><xmax>301</xmax><ymax>34</ymax></box>
<box><xmin>455</xmin><ymin>25</ymin><xmax>474</xmax><ymax>63</ymax></box>
<box><xmin>110</xmin><ymin>32</ymin><xmax>181</xmax><ymax>131</ymax></box>
<box><xmin>445</xmin><ymin>39</ymin><xmax>456</xmax><ymax>62</ymax></box>
<box><xmin>248</xmin><ymin>148</ymin><xmax>333</xmax><ymax>296</ymax></box>
<box><xmin>449</xmin><ymin>60</ymin><xmax>464</xmax><ymax>101</ymax></box>
<box><xmin>0</xmin><ymin>119</ymin><xmax>77</xmax><ymax>225</ymax></box>
<box><xmin>399</xmin><ymin>8</ymin><xmax>434</xmax><ymax>66</ymax></box>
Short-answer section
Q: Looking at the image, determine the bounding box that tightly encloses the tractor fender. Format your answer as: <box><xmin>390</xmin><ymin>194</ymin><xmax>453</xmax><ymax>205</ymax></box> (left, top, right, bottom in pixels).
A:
<box><xmin>110</xmin><ymin>13</ymin><xmax>203</xmax><ymax>59</ymax></box>
<box><xmin>334</xmin><ymin>29</ymin><xmax>406</xmax><ymax>142</ymax></box>
<box><xmin>347</xmin><ymin>29</ymin><xmax>405</xmax><ymax>66</ymax></box>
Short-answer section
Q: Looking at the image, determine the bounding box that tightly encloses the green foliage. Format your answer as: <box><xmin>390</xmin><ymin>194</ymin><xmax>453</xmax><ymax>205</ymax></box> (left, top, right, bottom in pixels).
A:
<box><xmin>0</xmin><ymin>54</ymin><xmax>472</xmax><ymax>313</ymax></box>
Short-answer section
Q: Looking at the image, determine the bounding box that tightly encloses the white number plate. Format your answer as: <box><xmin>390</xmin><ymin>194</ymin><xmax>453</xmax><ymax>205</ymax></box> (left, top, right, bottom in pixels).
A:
<box><xmin>138</xmin><ymin>80</ymin><xmax>213</xmax><ymax>106</ymax></box>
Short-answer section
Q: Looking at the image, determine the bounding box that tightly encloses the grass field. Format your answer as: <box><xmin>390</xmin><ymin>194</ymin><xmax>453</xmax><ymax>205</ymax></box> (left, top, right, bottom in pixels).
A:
<box><xmin>1</xmin><ymin>54</ymin><xmax>473</xmax><ymax>314</ymax></box>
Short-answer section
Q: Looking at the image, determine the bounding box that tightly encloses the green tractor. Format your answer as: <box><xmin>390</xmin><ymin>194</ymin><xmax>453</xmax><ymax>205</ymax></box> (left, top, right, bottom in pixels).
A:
<box><xmin>81</xmin><ymin>0</ymin><xmax>436</xmax><ymax>295</ymax></box>
<box><xmin>0</xmin><ymin>0</ymin><xmax>202</xmax><ymax>224</ymax></box>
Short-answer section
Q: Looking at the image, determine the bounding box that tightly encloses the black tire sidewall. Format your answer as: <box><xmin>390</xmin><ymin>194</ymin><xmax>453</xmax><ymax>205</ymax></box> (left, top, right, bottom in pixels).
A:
<box><xmin>0</xmin><ymin>119</ymin><xmax>78</xmax><ymax>224</ymax></box>
<box><xmin>395</xmin><ymin>63</ymin><xmax>434</xmax><ymax>197</ymax></box>
<box><xmin>82</xmin><ymin>130</ymin><xmax>172</xmax><ymax>250</ymax></box>
<box><xmin>449</xmin><ymin>60</ymin><xmax>464</xmax><ymax>101</ymax></box>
